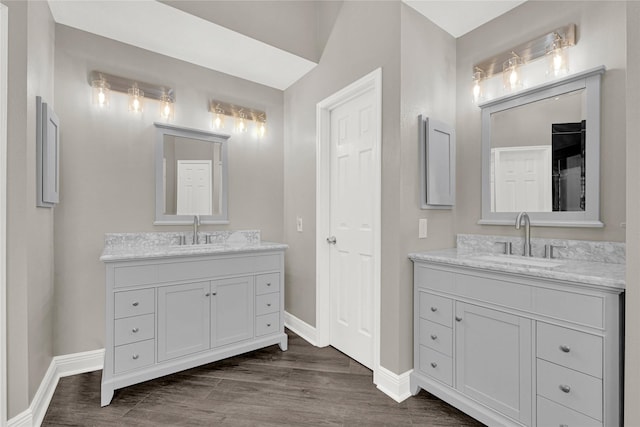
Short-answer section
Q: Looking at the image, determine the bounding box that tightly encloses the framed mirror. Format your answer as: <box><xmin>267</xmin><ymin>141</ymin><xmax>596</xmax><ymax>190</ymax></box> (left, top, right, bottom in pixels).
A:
<box><xmin>479</xmin><ymin>66</ymin><xmax>605</xmax><ymax>227</ymax></box>
<box><xmin>154</xmin><ymin>123</ymin><xmax>230</xmax><ymax>225</ymax></box>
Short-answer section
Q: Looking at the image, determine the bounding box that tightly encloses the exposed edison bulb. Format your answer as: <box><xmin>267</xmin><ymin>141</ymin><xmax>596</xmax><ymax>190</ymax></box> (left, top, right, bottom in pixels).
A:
<box><xmin>235</xmin><ymin>112</ymin><xmax>248</xmax><ymax>133</ymax></box>
<box><xmin>471</xmin><ymin>70</ymin><xmax>484</xmax><ymax>104</ymax></box>
<box><xmin>160</xmin><ymin>93</ymin><xmax>173</xmax><ymax>120</ymax></box>
<box><xmin>258</xmin><ymin>121</ymin><xmax>266</xmax><ymax>138</ymax></box>
<box><xmin>91</xmin><ymin>77</ymin><xmax>110</xmax><ymax>108</ymax></box>
<box><xmin>547</xmin><ymin>34</ymin><xmax>569</xmax><ymax>77</ymax></box>
<box><xmin>128</xmin><ymin>84</ymin><xmax>144</xmax><ymax>113</ymax></box>
<box><xmin>212</xmin><ymin>106</ymin><xmax>225</xmax><ymax>130</ymax></box>
<box><xmin>502</xmin><ymin>54</ymin><xmax>523</xmax><ymax>91</ymax></box>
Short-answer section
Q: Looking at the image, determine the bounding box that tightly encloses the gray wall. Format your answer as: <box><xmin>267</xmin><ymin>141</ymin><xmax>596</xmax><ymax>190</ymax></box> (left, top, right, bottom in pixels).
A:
<box><xmin>283</xmin><ymin>1</ymin><xmax>456</xmax><ymax>374</ymax></box>
<box><xmin>625</xmin><ymin>1</ymin><xmax>640</xmax><ymax>424</ymax></box>
<box><xmin>456</xmin><ymin>1</ymin><xmax>627</xmax><ymax>242</ymax></box>
<box><xmin>3</xmin><ymin>0</ymin><xmax>56</xmax><ymax>418</ymax></box>
<box><xmin>52</xmin><ymin>25</ymin><xmax>285</xmax><ymax>356</ymax></box>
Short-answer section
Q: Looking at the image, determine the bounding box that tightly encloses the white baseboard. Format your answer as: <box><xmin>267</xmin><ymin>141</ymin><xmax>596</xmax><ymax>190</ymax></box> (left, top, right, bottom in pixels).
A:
<box><xmin>8</xmin><ymin>349</ymin><xmax>104</xmax><ymax>427</ymax></box>
<box><xmin>284</xmin><ymin>311</ymin><xmax>318</xmax><ymax>346</ymax></box>
<box><xmin>374</xmin><ymin>366</ymin><xmax>412</xmax><ymax>403</ymax></box>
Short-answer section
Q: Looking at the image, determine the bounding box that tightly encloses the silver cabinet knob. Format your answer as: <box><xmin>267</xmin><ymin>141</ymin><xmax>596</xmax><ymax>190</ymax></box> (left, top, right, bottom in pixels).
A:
<box><xmin>212</xmin><ymin>292</ymin><xmax>217</xmax><ymax>296</ymax></box>
<box><xmin>559</xmin><ymin>384</ymin><xmax>571</xmax><ymax>393</ymax></box>
<box><xmin>132</xmin><ymin>328</ymin><xmax>139</xmax><ymax>333</ymax></box>
<box><xmin>267</xmin><ymin>323</ymin><xmax>271</xmax><ymax>327</ymax></box>
<box><xmin>430</xmin><ymin>306</ymin><xmax>438</xmax><ymax>312</ymax></box>
<box><xmin>326</xmin><ymin>236</ymin><xmax>337</xmax><ymax>245</ymax></box>
<box><xmin>132</xmin><ymin>354</ymin><xmax>139</xmax><ymax>360</ymax></box>
<box><xmin>132</xmin><ymin>302</ymin><xmax>139</xmax><ymax>307</ymax></box>
<box><xmin>559</xmin><ymin>345</ymin><xmax>571</xmax><ymax>353</ymax></box>
<box><xmin>455</xmin><ymin>316</ymin><xmax>463</xmax><ymax>322</ymax></box>
<box><xmin>430</xmin><ymin>334</ymin><xmax>437</xmax><ymax>340</ymax></box>
<box><xmin>267</xmin><ymin>303</ymin><xmax>272</xmax><ymax>307</ymax></box>
<box><xmin>430</xmin><ymin>362</ymin><xmax>437</xmax><ymax>368</ymax></box>
<box><xmin>205</xmin><ymin>293</ymin><xmax>211</xmax><ymax>297</ymax></box>
<box><xmin>266</xmin><ymin>283</ymin><xmax>271</xmax><ymax>287</ymax></box>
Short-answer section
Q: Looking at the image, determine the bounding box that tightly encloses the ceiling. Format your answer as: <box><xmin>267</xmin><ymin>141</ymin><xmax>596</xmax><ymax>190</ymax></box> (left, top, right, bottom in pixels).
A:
<box><xmin>48</xmin><ymin>1</ymin><xmax>527</xmax><ymax>91</ymax></box>
<box><xmin>403</xmin><ymin>0</ymin><xmax>527</xmax><ymax>38</ymax></box>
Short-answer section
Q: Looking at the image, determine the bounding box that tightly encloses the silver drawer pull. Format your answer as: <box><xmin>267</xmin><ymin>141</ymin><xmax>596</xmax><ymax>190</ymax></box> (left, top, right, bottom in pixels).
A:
<box><xmin>430</xmin><ymin>362</ymin><xmax>437</xmax><ymax>368</ymax></box>
<box><xmin>455</xmin><ymin>316</ymin><xmax>462</xmax><ymax>322</ymax></box>
<box><xmin>266</xmin><ymin>283</ymin><xmax>271</xmax><ymax>287</ymax></box>
<box><xmin>132</xmin><ymin>302</ymin><xmax>139</xmax><ymax>307</ymax></box>
<box><xmin>267</xmin><ymin>303</ymin><xmax>272</xmax><ymax>307</ymax></box>
<box><xmin>132</xmin><ymin>354</ymin><xmax>139</xmax><ymax>360</ymax></box>
<box><xmin>205</xmin><ymin>293</ymin><xmax>211</xmax><ymax>297</ymax></box>
<box><xmin>267</xmin><ymin>323</ymin><xmax>271</xmax><ymax>327</ymax></box>
<box><xmin>430</xmin><ymin>306</ymin><xmax>437</xmax><ymax>312</ymax></box>
<box><xmin>132</xmin><ymin>327</ymin><xmax>139</xmax><ymax>333</ymax></box>
<box><xmin>559</xmin><ymin>384</ymin><xmax>571</xmax><ymax>393</ymax></box>
<box><xmin>430</xmin><ymin>334</ymin><xmax>437</xmax><ymax>340</ymax></box>
<box><xmin>560</xmin><ymin>424</ymin><xmax>568</xmax><ymax>427</ymax></box>
<box><xmin>559</xmin><ymin>345</ymin><xmax>571</xmax><ymax>353</ymax></box>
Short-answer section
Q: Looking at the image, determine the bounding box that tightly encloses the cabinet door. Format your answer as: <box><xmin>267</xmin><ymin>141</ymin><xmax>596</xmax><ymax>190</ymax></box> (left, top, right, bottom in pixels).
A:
<box><xmin>211</xmin><ymin>276</ymin><xmax>254</xmax><ymax>347</ymax></box>
<box><xmin>455</xmin><ymin>302</ymin><xmax>532</xmax><ymax>426</ymax></box>
<box><xmin>157</xmin><ymin>281</ymin><xmax>211</xmax><ymax>362</ymax></box>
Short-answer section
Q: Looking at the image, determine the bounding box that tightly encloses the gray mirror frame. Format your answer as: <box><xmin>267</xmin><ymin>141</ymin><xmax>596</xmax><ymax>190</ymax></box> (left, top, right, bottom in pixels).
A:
<box><xmin>478</xmin><ymin>66</ymin><xmax>606</xmax><ymax>227</ymax></box>
<box><xmin>154</xmin><ymin>122</ymin><xmax>230</xmax><ymax>225</ymax></box>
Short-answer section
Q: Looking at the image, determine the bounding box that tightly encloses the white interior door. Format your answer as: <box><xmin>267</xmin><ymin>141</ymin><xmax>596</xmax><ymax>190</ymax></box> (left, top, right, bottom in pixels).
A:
<box><xmin>176</xmin><ymin>160</ymin><xmax>212</xmax><ymax>215</ymax></box>
<box><xmin>493</xmin><ymin>146</ymin><xmax>551</xmax><ymax>212</ymax></box>
<box><xmin>328</xmin><ymin>88</ymin><xmax>376</xmax><ymax>369</ymax></box>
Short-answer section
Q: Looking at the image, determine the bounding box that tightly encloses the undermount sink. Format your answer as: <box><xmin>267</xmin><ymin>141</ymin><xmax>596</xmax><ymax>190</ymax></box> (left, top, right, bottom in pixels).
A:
<box><xmin>472</xmin><ymin>254</ymin><xmax>565</xmax><ymax>268</ymax></box>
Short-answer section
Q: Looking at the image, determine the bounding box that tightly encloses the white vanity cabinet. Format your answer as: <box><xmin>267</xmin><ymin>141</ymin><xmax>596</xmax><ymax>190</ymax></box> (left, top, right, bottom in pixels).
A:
<box><xmin>410</xmin><ymin>261</ymin><xmax>622</xmax><ymax>427</ymax></box>
<box><xmin>101</xmin><ymin>249</ymin><xmax>286</xmax><ymax>406</ymax></box>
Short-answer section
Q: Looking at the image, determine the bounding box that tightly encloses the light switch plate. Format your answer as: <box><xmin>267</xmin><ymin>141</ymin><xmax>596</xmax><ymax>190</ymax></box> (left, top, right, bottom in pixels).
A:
<box><xmin>419</xmin><ymin>218</ymin><xmax>428</xmax><ymax>238</ymax></box>
<box><xmin>296</xmin><ymin>216</ymin><xmax>303</xmax><ymax>232</ymax></box>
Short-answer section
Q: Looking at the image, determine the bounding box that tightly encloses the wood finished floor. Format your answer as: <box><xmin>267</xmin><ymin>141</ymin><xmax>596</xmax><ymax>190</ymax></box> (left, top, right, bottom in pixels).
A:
<box><xmin>43</xmin><ymin>330</ymin><xmax>485</xmax><ymax>426</ymax></box>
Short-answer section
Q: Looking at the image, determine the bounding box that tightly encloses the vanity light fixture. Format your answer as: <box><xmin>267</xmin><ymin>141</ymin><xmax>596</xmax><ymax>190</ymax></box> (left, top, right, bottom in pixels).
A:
<box><xmin>212</xmin><ymin>104</ymin><xmax>226</xmax><ymax>129</ymax></box>
<box><xmin>503</xmin><ymin>53</ymin><xmax>523</xmax><ymax>91</ymax></box>
<box><xmin>128</xmin><ymin>84</ymin><xmax>144</xmax><ymax>113</ymax></box>
<box><xmin>159</xmin><ymin>91</ymin><xmax>174</xmax><ymax>120</ymax></box>
<box><xmin>91</xmin><ymin>74</ymin><xmax>110</xmax><ymax>108</ymax></box>
<box><xmin>88</xmin><ymin>71</ymin><xmax>175</xmax><ymax>118</ymax></box>
<box><xmin>547</xmin><ymin>32</ymin><xmax>570</xmax><ymax>77</ymax></box>
<box><xmin>209</xmin><ymin>99</ymin><xmax>267</xmax><ymax>135</ymax></box>
<box><xmin>472</xmin><ymin>24</ymin><xmax>576</xmax><ymax>98</ymax></box>
<box><xmin>235</xmin><ymin>110</ymin><xmax>248</xmax><ymax>133</ymax></box>
<box><xmin>472</xmin><ymin>68</ymin><xmax>485</xmax><ymax>104</ymax></box>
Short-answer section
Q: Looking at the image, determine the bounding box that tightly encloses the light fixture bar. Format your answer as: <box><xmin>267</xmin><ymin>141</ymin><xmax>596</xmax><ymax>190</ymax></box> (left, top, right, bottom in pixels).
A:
<box><xmin>88</xmin><ymin>70</ymin><xmax>174</xmax><ymax>102</ymax></box>
<box><xmin>473</xmin><ymin>24</ymin><xmax>576</xmax><ymax>79</ymax></box>
<box><xmin>209</xmin><ymin>100</ymin><xmax>266</xmax><ymax>123</ymax></box>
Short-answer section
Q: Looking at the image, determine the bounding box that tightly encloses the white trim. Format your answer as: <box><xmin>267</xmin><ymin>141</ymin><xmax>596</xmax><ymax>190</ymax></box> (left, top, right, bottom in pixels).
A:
<box><xmin>315</xmin><ymin>68</ymin><xmax>382</xmax><ymax>379</ymax></box>
<box><xmin>0</xmin><ymin>4</ymin><xmax>8</xmax><ymax>426</ymax></box>
<box><xmin>375</xmin><ymin>367</ymin><xmax>413</xmax><ymax>403</ymax></box>
<box><xmin>7</xmin><ymin>349</ymin><xmax>104</xmax><ymax>427</ymax></box>
<box><xmin>284</xmin><ymin>311</ymin><xmax>318</xmax><ymax>347</ymax></box>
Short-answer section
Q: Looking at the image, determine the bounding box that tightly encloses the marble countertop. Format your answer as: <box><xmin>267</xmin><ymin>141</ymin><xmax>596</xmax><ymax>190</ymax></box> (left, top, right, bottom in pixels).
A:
<box><xmin>101</xmin><ymin>241</ymin><xmax>288</xmax><ymax>262</ymax></box>
<box><xmin>409</xmin><ymin>248</ymin><xmax>625</xmax><ymax>291</ymax></box>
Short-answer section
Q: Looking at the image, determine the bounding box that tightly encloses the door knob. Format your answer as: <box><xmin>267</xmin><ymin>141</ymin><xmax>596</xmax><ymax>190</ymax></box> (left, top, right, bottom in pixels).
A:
<box><xmin>326</xmin><ymin>236</ymin><xmax>337</xmax><ymax>244</ymax></box>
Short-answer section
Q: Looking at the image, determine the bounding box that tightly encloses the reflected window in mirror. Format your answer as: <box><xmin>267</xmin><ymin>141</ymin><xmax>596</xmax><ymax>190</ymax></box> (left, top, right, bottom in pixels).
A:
<box><xmin>479</xmin><ymin>66</ymin><xmax>605</xmax><ymax>227</ymax></box>
<box><xmin>155</xmin><ymin>123</ymin><xmax>230</xmax><ymax>225</ymax></box>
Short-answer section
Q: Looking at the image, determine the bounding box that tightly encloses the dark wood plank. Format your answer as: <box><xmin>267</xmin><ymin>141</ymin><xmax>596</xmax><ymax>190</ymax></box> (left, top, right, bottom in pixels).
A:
<box><xmin>42</xmin><ymin>330</ymin><xmax>485</xmax><ymax>426</ymax></box>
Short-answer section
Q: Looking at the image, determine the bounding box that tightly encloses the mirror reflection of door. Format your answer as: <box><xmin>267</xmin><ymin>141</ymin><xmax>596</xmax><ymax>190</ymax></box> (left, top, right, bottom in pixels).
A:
<box><xmin>492</xmin><ymin>146</ymin><xmax>551</xmax><ymax>212</ymax></box>
<box><xmin>552</xmin><ymin>121</ymin><xmax>585</xmax><ymax>211</ymax></box>
<box><xmin>176</xmin><ymin>160</ymin><xmax>212</xmax><ymax>216</ymax></box>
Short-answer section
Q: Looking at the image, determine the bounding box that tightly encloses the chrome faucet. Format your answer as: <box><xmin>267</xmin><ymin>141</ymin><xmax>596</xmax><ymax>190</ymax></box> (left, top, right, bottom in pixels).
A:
<box><xmin>515</xmin><ymin>211</ymin><xmax>532</xmax><ymax>257</ymax></box>
<box><xmin>193</xmin><ymin>215</ymin><xmax>200</xmax><ymax>245</ymax></box>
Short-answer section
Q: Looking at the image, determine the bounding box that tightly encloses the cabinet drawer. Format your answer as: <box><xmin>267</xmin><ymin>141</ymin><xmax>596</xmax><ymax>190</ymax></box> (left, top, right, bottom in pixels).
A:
<box><xmin>419</xmin><ymin>319</ymin><xmax>452</xmax><ymax>357</ymax></box>
<box><xmin>419</xmin><ymin>346</ymin><xmax>452</xmax><ymax>386</ymax></box>
<box><xmin>256</xmin><ymin>312</ymin><xmax>279</xmax><ymax>336</ymax></box>
<box><xmin>114</xmin><ymin>264</ymin><xmax>158</xmax><ymax>288</ymax></box>
<box><xmin>114</xmin><ymin>288</ymin><xmax>154</xmax><ymax>319</ymax></box>
<box><xmin>419</xmin><ymin>292</ymin><xmax>453</xmax><ymax>327</ymax></box>
<box><xmin>537</xmin><ymin>396</ymin><xmax>601</xmax><ymax>427</ymax></box>
<box><xmin>114</xmin><ymin>313</ymin><xmax>155</xmax><ymax>346</ymax></box>
<box><xmin>114</xmin><ymin>339</ymin><xmax>155</xmax><ymax>374</ymax></box>
<box><xmin>415</xmin><ymin>266</ymin><xmax>454</xmax><ymax>292</ymax></box>
<box><xmin>537</xmin><ymin>322</ymin><xmax>603</xmax><ymax>378</ymax></box>
<box><xmin>256</xmin><ymin>273</ymin><xmax>280</xmax><ymax>295</ymax></box>
<box><xmin>533</xmin><ymin>287</ymin><xmax>603</xmax><ymax>328</ymax></box>
<box><xmin>256</xmin><ymin>293</ymin><xmax>280</xmax><ymax>316</ymax></box>
<box><xmin>537</xmin><ymin>359</ymin><xmax>602</xmax><ymax>421</ymax></box>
